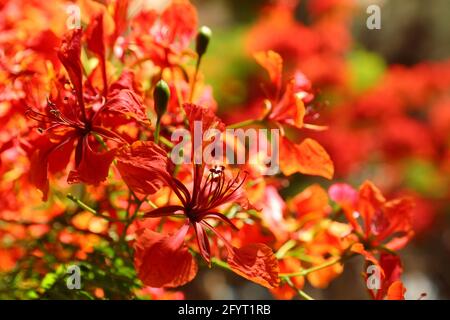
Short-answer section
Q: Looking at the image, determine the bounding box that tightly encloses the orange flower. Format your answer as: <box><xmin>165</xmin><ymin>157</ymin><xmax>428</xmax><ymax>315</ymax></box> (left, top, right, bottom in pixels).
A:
<box><xmin>254</xmin><ymin>50</ymin><xmax>334</xmax><ymax>179</ymax></box>
<box><xmin>329</xmin><ymin>181</ymin><xmax>414</xmax><ymax>264</ymax></box>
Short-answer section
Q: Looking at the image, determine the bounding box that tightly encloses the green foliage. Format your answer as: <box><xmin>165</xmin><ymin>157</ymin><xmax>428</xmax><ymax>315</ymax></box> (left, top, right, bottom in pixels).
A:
<box><xmin>403</xmin><ymin>158</ymin><xmax>447</xmax><ymax>198</ymax></box>
<box><xmin>201</xmin><ymin>26</ymin><xmax>257</xmax><ymax>108</ymax></box>
<box><xmin>347</xmin><ymin>49</ymin><xmax>386</xmax><ymax>93</ymax></box>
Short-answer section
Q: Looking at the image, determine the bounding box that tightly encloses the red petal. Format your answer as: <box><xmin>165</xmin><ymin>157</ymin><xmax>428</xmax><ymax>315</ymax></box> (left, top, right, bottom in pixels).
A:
<box><xmin>67</xmin><ymin>137</ymin><xmax>116</xmax><ymax>185</ymax></box>
<box><xmin>29</xmin><ymin>133</ymin><xmax>75</xmax><ymax>200</ymax></box>
<box><xmin>27</xmin><ymin>29</ymin><xmax>61</xmax><ymax>66</ymax></box>
<box><xmin>357</xmin><ymin>181</ymin><xmax>386</xmax><ymax>236</ymax></box>
<box><xmin>58</xmin><ymin>28</ymin><xmax>84</xmax><ymax>105</ymax></box>
<box><xmin>134</xmin><ymin>225</ymin><xmax>197</xmax><ymax>288</ymax></box>
<box><xmin>269</xmin><ymin>76</ymin><xmax>309</xmax><ymax>129</ymax></box>
<box><xmin>227</xmin><ymin>243</ymin><xmax>280</xmax><ymax>289</ymax></box>
<box><xmin>271</xmin><ymin>257</ymin><xmax>304</xmax><ymax>300</ymax></box>
<box><xmin>378</xmin><ymin>253</ymin><xmax>403</xmax><ymax>299</ymax></box>
<box><xmin>116</xmin><ymin>141</ymin><xmax>169</xmax><ymax>195</ymax></box>
<box><xmin>86</xmin><ymin>14</ymin><xmax>105</xmax><ymax>59</ymax></box>
<box><xmin>387</xmin><ymin>281</ymin><xmax>406</xmax><ymax>300</ymax></box>
<box><xmin>254</xmin><ymin>50</ymin><xmax>283</xmax><ymax>91</ymax></box>
<box><xmin>48</xmin><ymin>137</ymin><xmax>75</xmax><ymax>174</ymax></box>
<box><xmin>99</xmin><ymin>89</ymin><xmax>148</xmax><ymax>125</ymax></box>
<box><xmin>290</xmin><ymin>184</ymin><xmax>329</xmax><ymax>220</ymax></box>
<box><xmin>143</xmin><ymin>205</ymin><xmax>185</xmax><ymax>218</ymax></box>
<box><xmin>86</xmin><ymin>13</ymin><xmax>109</xmax><ymax>95</ymax></box>
<box><xmin>108</xmin><ymin>70</ymin><xmax>136</xmax><ymax>92</ymax></box>
<box><xmin>160</xmin><ymin>0</ymin><xmax>198</xmax><ymax>49</ymax></box>
<box><xmin>112</xmin><ymin>0</ymin><xmax>129</xmax><ymax>42</ymax></box>
<box><xmin>382</xmin><ymin>198</ymin><xmax>414</xmax><ymax>250</ymax></box>
<box><xmin>29</xmin><ymin>147</ymin><xmax>50</xmax><ymax>201</ymax></box>
<box><xmin>183</xmin><ymin>103</ymin><xmax>225</xmax><ymax>134</ymax></box>
<box><xmin>183</xmin><ymin>103</ymin><xmax>225</xmax><ymax>164</ymax></box>
<box><xmin>194</xmin><ymin>223</ymin><xmax>211</xmax><ymax>265</ymax></box>
<box><xmin>279</xmin><ymin>137</ymin><xmax>334</xmax><ymax>179</ymax></box>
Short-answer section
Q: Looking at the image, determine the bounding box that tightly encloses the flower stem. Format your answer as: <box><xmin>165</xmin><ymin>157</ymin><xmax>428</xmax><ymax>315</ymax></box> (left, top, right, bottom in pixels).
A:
<box><xmin>67</xmin><ymin>193</ymin><xmax>123</xmax><ymax>222</ymax></box>
<box><xmin>154</xmin><ymin>118</ymin><xmax>161</xmax><ymax>144</ymax></box>
<box><xmin>280</xmin><ymin>258</ymin><xmax>341</xmax><ymax>278</ymax></box>
<box><xmin>275</xmin><ymin>240</ymin><xmax>297</xmax><ymax>259</ymax></box>
<box><xmin>159</xmin><ymin>135</ymin><xmax>174</xmax><ymax>148</ymax></box>
<box><xmin>189</xmin><ymin>58</ymin><xmax>201</xmax><ymax>103</ymax></box>
<box><xmin>280</xmin><ymin>253</ymin><xmax>355</xmax><ymax>278</ymax></box>
<box><xmin>67</xmin><ymin>193</ymin><xmax>97</xmax><ymax>214</ymax></box>
<box><xmin>211</xmin><ymin>257</ymin><xmax>232</xmax><ymax>271</ymax></box>
<box><xmin>285</xmin><ymin>277</ymin><xmax>314</xmax><ymax>300</ymax></box>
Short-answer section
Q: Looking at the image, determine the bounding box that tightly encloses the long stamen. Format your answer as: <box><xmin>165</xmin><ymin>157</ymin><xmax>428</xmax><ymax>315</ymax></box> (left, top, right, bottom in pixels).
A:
<box><xmin>25</xmin><ymin>108</ymin><xmax>54</xmax><ymax>124</ymax></box>
<box><xmin>207</xmin><ymin>168</ymin><xmax>226</xmax><ymax>206</ymax></box>
<box><xmin>172</xmin><ymin>178</ymin><xmax>192</xmax><ymax>205</ymax></box>
<box><xmin>197</xmin><ymin>173</ymin><xmax>211</xmax><ymax>201</ymax></box>
<box><xmin>26</xmin><ymin>98</ymin><xmax>83</xmax><ymax>129</ymax></box>
<box><xmin>208</xmin><ymin>171</ymin><xmax>248</xmax><ymax>210</ymax></box>
<box><xmin>197</xmin><ymin>211</ymin><xmax>239</xmax><ymax>231</ymax></box>
<box><xmin>200</xmin><ymin>220</ymin><xmax>234</xmax><ymax>252</ymax></box>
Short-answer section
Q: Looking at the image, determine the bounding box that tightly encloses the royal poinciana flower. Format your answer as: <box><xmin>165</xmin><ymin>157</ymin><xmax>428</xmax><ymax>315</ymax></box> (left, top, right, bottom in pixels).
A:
<box><xmin>328</xmin><ymin>182</ymin><xmax>411</xmax><ymax>300</ymax></box>
<box><xmin>0</xmin><ymin>0</ymin><xmax>428</xmax><ymax>300</ymax></box>
<box><xmin>130</xmin><ymin>0</ymin><xmax>198</xmax><ymax>69</ymax></box>
<box><xmin>247</xmin><ymin>0</ymin><xmax>353</xmax><ymax>86</ymax></box>
<box><xmin>26</xmin><ymin>28</ymin><xmax>147</xmax><ymax>200</ymax></box>
<box><xmin>116</xmin><ymin>103</ymin><xmax>280</xmax><ymax>289</ymax></box>
<box><xmin>254</xmin><ymin>50</ymin><xmax>334</xmax><ymax>179</ymax></box>
<box><xmin>329</xmin><ymin>181</ymin><xmax>414</xmax><ymax>263</ymax></box>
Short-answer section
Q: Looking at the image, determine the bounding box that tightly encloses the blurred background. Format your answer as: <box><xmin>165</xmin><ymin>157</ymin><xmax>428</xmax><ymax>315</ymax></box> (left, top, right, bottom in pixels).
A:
<box><xmin>180</xmin><ymin>0</ymin><xmax>450</xmax><ymax>299</ymax></box>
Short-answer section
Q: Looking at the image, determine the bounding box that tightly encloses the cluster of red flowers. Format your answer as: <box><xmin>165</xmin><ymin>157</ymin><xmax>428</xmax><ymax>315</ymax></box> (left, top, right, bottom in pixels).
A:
<box><xmin>245</xmin><ymin>0</ymin><xmax>450</xmax><ymax>237</ymax></box>
<box><xmin>0</xmin><ymin>0</ymin><xmax>417</xmax><ymax>300</ymax></box>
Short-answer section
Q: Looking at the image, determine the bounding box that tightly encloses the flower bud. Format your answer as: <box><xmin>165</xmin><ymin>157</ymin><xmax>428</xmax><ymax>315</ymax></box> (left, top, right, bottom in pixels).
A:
<box><xmin>195</xmin><ymin>26</ymin><xmax>212</xmax><ymax>58</ymax></box>
<box><xmin>153</xmin><ymin>80</ymin><xmax>170</xmax><ymax>119</ymax></box>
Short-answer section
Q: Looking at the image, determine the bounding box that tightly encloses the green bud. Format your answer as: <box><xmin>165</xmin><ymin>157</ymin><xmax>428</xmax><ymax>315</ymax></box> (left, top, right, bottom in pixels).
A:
<box><xmin>153</xmin><ymin>80</ymin><xmax>170</xmax><ymax>119</ymax></box>
<box><xmin>195</xmin><ymin>26</ymin><xmax>212</xmax><ymax>58</ymax></box>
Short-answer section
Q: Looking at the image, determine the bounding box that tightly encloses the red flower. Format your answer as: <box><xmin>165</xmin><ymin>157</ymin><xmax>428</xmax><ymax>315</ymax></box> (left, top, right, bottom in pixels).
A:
<box><xmin>329</xmin><ymin>181</ymin><xmax>414</xmax><ymax>255</ymax></box>
<box><xmin>27</xmin><ymin>28</ymin><xmax>147</xmax><ymax>200</ymax></box>
<box><xmin>131</xmin><ymin>0</ymin><xmax>198</xmax><ymax>68</ymax></box>
<box><xmin>117</xmin><ymin>104</ymin><xmax>280</xmax><ymax>289</ymax></box>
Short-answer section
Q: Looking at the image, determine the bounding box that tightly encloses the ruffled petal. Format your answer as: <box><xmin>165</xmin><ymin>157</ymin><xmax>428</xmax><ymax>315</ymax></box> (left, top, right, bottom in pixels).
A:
<box><xmin>58</xmin><ymin>28</ymin><xmax>84</xmax><ymax>107</ymax></box>
<box><xmin>254</xmin><ymin>50</ymin><xmax>283</xmax><ymax>90</ymax></box>
<box><xmin>86</xmin><ymin>13</ymin><xmax>105</xmax><ymax>60</ymax></box>
<box><xmin>67</xmin><ymin>137</ymin><xmax>116</xmax><ymax>185</ymax></box>
<box><xmin>279</xmin><ymin>137</ymin><xmax>334</xmax><ymax>179</ymax></box>
<box><xmin>98</xmin><ymin>89</ymin><xmax>148</xmax><ymax>125</ymax></box>
<box><xmin>116</xmin><ymin>141</ymin><xmax>169</xmax><ymax>195</ymax></box>
<box><xmin>134</xmin><ymin>225</ymin><xmax>198</xmax><ymax>288</ymax></box>
<box><xmin>160</xmin><ymin>0</ymin><xmax>198</xmax><ymax>50</ymax></box>
<box><xmin>227</xmin><ymin>243</ymin><xmax>280</xmax><ymax>289</ymax></box>
<box><xmin>357</xmin><ymin>181</ymin><xmax>386</xmax><ymax>237</ymax></box>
